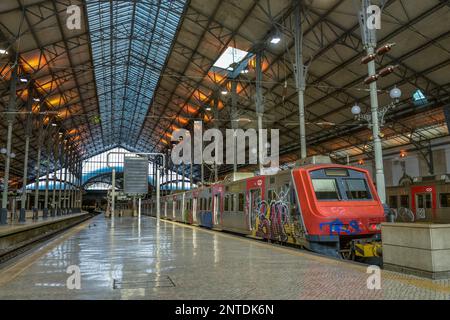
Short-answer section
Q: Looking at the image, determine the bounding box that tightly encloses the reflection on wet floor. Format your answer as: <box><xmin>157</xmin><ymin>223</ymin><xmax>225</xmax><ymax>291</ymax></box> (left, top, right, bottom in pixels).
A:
<box><xmin>0</xmin><ymin>215</ymin><xmax>449</xmax><ymax>300</ymax></box>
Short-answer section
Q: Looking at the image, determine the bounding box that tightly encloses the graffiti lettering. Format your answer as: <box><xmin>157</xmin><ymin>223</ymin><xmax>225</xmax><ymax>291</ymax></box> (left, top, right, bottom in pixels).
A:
<box><xmin>254</xmin><ymin>188</ymin><xmax>293</xmax><ymax>242</ymax></box>
<box><xmin>320</xmin><ymin>218</ymin><xmax>361</xmax><ymax>236</ymax></box>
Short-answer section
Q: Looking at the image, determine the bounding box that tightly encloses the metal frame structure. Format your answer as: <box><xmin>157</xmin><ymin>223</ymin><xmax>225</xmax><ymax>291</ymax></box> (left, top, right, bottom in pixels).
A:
<box><xmin>0</xmin><ymin>0</ymin><xmax>449</xmax><ymax>207</ymax></box>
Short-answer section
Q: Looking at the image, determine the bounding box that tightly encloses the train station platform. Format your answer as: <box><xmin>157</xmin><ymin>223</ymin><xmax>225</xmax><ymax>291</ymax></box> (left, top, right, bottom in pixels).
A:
<box><xmin>0</xmin><ymin>212</ymin><xmax>93</xmax><ymax>264</ymax></box>
<box><xmin>0</xmin><ymin>215</ymin><xmax>449</xmax><ymax>300</ymax></box>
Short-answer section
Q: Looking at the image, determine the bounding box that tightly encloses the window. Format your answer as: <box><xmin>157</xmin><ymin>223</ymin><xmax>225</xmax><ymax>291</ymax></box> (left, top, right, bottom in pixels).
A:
<box><xmin>213</xmin><ymin>46</ymin><xmax>249</xmax><ymax>71</ymax></box>
<box><xmin>312</xmin><ymin>179</ymin><xmax>340</xmax><ymax>200</ymax></box>
<box><xmin>400</xmin><ymin>195</ymin><xmax>409</xmax><ymax>208</ymax></box>
<box><xmin>208</xmin><ymin>198</ymin><xmax>212</xmax><ymax>210</ymax></box>
<box><xmin>224</xmin><ymin>195</ymin><xmax>229</xmax><ymax>211</ymax></box>
<box><xmin>440</xmin><ymin>193</ymin><xmax>450</xmax><ymax>208</ymax></box>
<box><xmin>413</xmin><ymin>89</ymin><xmax>428</xmax><ymax>106</ymax></box>
<box><xmin>388</xmin><ymin>195</ymin><xmax>398</xmax><ymax>209</ymax></box>
<box><xmin>230</xmin><ymin>194</ymin><xmax>235</xmax><ymax>211</ymax></box>
<box><xmin>344</xmin><ymin>179</ymin><xmax>372</xmax><ymax>200</ymax></box>
<box><xmin>268</xmin><ymin>190</ymin><xmax>275</xmax><ymax>202</ymax></box>
<box><xmin>238</xmin><ymin>193</ymin><xmax>245</xmax><ymax>211</ymax></box>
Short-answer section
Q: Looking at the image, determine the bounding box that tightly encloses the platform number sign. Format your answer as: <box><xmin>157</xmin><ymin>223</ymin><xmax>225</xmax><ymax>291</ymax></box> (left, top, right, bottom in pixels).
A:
<box><xmin>124</xmin><ymin>157</ymin><xmax>149</xmax><ymax>195</ymax></box>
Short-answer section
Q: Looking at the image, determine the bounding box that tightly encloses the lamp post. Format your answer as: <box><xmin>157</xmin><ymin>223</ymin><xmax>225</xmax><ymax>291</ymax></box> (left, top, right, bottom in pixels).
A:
<box><xmin>356</xmin><ymin>0</ymin><xmax>398</xmax><ymax>203</ymax></box>
<box><xmin>351</xmin><ymin>86</ymin><xmax>402</xmax><ymax>200</ymax></box>
<box><xmin>351</xmin><ymin>87</ymin><xmax>402</xmax><ymax>128</ymax></box>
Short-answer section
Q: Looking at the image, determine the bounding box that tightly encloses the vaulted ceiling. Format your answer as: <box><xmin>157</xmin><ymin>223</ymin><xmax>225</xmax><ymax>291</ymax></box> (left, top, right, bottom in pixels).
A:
<box><xmin>1</xmin><ymin>0</ymin><xmax>450</xmax><ymax>185</ymax></box>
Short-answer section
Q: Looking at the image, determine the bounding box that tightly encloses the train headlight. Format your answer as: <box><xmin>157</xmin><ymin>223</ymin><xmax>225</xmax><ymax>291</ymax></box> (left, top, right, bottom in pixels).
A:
<box><xmin>369</xmin><ymin>223</ymin><xmax>381</xmax><ymax>231</ymax></box>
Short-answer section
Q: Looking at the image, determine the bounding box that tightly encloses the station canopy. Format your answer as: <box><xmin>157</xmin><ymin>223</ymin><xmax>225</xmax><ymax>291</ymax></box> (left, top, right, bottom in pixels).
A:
<box><xmin>0</xmin><ymin>0</ymin><xmax>449</xmax><ymax>184</ymax></box>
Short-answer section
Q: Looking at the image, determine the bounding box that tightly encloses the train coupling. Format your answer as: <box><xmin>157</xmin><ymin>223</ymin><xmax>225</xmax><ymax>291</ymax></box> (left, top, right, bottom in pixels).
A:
<box><xmin>352</xmin><ymin>239</ymin><xmax>382</xmax><ymax>258</ymax></box>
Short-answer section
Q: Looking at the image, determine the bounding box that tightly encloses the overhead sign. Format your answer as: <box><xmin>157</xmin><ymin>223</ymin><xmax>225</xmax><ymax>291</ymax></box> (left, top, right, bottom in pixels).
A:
<box><xmin>124</xmin><ymin>157</ymin><xmax>148</xmax><ymax>195</ymax></box>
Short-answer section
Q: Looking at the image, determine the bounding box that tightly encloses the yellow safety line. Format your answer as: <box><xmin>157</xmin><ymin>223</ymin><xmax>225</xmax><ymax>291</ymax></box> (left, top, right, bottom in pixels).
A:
<box><xmin>0</xmin><ymin>219</ymin><xmax>92</xmax><ymax>287</ymax></box>
<box><xmin>156</xmin><ymin>217</ymin><xmax>450</xmax><ymax>294</ymax></box>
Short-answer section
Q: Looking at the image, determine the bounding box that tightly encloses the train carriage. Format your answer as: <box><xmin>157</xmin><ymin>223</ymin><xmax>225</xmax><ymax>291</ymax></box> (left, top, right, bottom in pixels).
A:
<box><xmin>387</xmin><ymin>175</ymin><xmax>450</xmax><ymax>223</ymax></box>
<box><xmin>144</xmin><ymin>161</ymin><xmax>385</xmax><ymax>259</ymax></box>
<box><xmin>220</xmin><ymin>179</ymin><xmax>249</xmax><ymax>234</ymax></box>
<box><xmin>173</xmin><ymin>193</ymin><xmax>184</xmax><ymax>223</ymax></box>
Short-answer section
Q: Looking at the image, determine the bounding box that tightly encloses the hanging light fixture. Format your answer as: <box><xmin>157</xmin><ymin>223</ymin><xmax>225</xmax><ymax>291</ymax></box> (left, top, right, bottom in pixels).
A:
<box><xmin>389</xmin><ymin>86</ymin><xmax>402</xmax><ymax>101</ymax></box>
<box><xmin>351</xmin><ymin>104</ymin><xmax>361</xmax><ymax>115</ymax></box>
<box><xmin>269</xmin><ymin>28</ymin><xmax>281</xmax><ymax>44</ymax></box>
<box><xmin>270</xmin><ymin>36</ymin><xmax>281</xmax><ymax>44</ymax></box>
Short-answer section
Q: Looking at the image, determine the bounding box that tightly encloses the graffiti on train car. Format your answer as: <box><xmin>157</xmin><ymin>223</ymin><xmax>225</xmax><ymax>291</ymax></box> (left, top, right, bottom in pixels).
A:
<box><xmin>253</xmin><ymin>188</ymin><xmax>297</xmax><ymax>242</ymax></box>
<box><xmin>319</xmin><ymin>218</ymin><xmax>362</xmax><ymax>236</ymax></box>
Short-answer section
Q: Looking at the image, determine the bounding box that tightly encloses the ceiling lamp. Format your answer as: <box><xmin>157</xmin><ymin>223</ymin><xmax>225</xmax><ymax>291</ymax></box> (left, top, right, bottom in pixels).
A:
<box><xmin>270</xmin><ymin>36</ymin><xmax>281</xmax><ymax>44</ymax></box>
<box><xmin>351</xmin><ymin>104</ymin><xmax>361</xmax><ymax>115</ymax></box>
<box><xmin>389</xmin><ymin>86</ymin><xmax>402</xmax><ymax>101</ymax></box>
<box><xmin>0</xmin><ymin>49</ymin><xmax>8</xmax><ymax>55</ymax></box>
<box><xmin>221</xmin><ymin>90</ymin><xmax>228</xmax><ymax>95</ymax></box>
<box><xmin>33</xmin><ymin>97</ymin><xmax>40</xmax><ymax>102</ymax></box>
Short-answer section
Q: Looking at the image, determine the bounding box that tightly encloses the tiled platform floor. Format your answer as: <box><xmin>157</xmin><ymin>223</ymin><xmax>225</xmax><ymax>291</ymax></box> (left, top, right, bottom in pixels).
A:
<box><xmin>0</xmin><ymin>215</ymin><xmax>449</xmax><ymax>300</ymax></box>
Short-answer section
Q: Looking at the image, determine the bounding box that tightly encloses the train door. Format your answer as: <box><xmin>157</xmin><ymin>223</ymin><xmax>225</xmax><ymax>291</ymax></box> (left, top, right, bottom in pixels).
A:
<box><xmin>211</xmin><ymin>185</ymin><xmax>224</xmax><ymax>227</ymax></box>
<box><xmin>192</xmin><ymin>198</ymin><xmax>197</xmax><ymax>223</ymax></box>
<box><xmin>172</xmin><ymin>199</ymin><xmax>176</xmax><ymax>219</ymax></box>
<box><xmin>415</xmin><ymin>193</ymin><xmax>432</xmax><ymax>221</ymax></box>
<box><xmin>412</xmin><ymin>186</ymin><xmax>436</xmax><ymax>221</ymax></box>
<box><xmin>164</xmin><ymin>201</ymin><xmax>167</xmax><ymax>217</ymax></box>
<box><xmin>246</xmin><ymin>177</ymin><xmax>266</xmax><ymax>231</ymax></box>
<box><xmin>249</xmin><ymin>189</ymin><xmax>261</xmax><ymax>231</ymax></box>
<box><xmin>213</xmin><ymin>194</ymin><xmax>220</xmax><ymax>225</ymax></box>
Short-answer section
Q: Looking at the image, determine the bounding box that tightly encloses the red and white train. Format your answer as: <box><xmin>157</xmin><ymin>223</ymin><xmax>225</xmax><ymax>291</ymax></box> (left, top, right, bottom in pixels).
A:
<box><xmin>142</xmin><ymin>163</ymin><xmax>385</xmax><ymax>259</ymax></box>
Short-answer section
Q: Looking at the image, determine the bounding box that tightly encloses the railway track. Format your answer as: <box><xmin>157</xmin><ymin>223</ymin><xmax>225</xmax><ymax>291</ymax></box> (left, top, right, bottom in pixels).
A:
<box><xmin>0</xmin><ymin>213</ymin><xmax>95</xmax><ymax>265</ymax></box>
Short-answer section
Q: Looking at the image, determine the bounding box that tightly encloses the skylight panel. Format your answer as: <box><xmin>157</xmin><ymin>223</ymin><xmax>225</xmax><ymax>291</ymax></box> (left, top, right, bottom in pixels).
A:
<box><xmin>213</xmin><ymin>47</ymin><xmax>249</xmax><ymax>71</ymax></box>
<box><xmin>412</xmin><ymin>89</ymin><xmax>428</xmax><ymax>106</ymax></box>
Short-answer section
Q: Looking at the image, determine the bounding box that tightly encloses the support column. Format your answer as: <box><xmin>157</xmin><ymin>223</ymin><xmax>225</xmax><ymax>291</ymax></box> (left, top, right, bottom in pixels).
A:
<box><xmin>189</xmin><ymin>156</ymin><xmax>193</xmax><ymax>190</ymax></box>
<box><xmin>44</xmin><ymin>141</ymin><xmax>50</xmax><ymax>218</ymax></box>
<box><xmin>20</xmin><ymin>84</ymin><xmax>33</xmax><ymax>222</ymax></box>
<box><xmin>1</xmin><ymin>65</ymin><xmax>17</xmax><ymax>225</ymax></box>
<box><xmin>294</xmin><ymin>3</ymin><xmax>308</xmax><ymax>160</ymax></box>
<box><xmin>230</xmin><ymin>80</ymin><xmax>238</xmax><ymax>174</ymax></box>
<box><xmin>359</xmin><ymin>0</ymin><xmax>386</xmax><ymax>203</ymax></box>
<box><xmin>62</xmin><ymin>144</ymin><xmax>69</xmax><ymax>214</ymax></box>
<box><xmin>213</xmin><ymin>94</ymin><xmax>219</xmax><ymax>182</ymax></box>
<box><xmin>52</xmin><ymin>139</ymin><xmax>58</xmax><ymax>216</ymax></box>
<box><xmin>33</xmin><ymin>139</ymin><xmax>42</xmax><ymax>220</ymax></box>
<box><xmin>111</xmin><ymin>168</ymin><xmax>116</xmax><ymax>217</ymax></box>
<box><xmin>70</xmin><ymin>156</ymin><xmax>75</xmax><ymax>209</ymax></box>
<box><xmin>57</xmin><ymin>139</ymin><xmax>63</xmax><ymax>215</ymax></box>
<box><xmin>181</xmin><ymin>163</ymin><xmax>185</xmax><ymax>191</ymax></box>
<box><xmin>255</xmin><ymin>50</ymin><xmax>265</xmax><ymax>173</ymax></box>
<box><xmin>156</xmin><ymin>165</ymin><xmax>160</xmax><ymax>221</ymax></box>
<box><xmin>367</xmin><ymin>46</ymin><xmax>386</xmax><ymax>203</ymax></box>
<box><xmin>78</xmin><ymin>161</ymin><xmax>83</xmax><ymax>209</ymax></box>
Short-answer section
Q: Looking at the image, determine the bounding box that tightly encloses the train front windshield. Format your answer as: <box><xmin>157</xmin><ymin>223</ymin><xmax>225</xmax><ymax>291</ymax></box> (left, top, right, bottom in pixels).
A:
<box><xmin>310</xmin><ymin>168</ymin><xmax>373</xmax><ymax>201</ymax></box>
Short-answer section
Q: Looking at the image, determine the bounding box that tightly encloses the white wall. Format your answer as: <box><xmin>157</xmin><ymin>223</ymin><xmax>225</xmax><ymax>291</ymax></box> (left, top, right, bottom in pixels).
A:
<box><xmin>355</xmin><ymin>137</ymin><xmax>450</xmax><ymax>186</ymax></box>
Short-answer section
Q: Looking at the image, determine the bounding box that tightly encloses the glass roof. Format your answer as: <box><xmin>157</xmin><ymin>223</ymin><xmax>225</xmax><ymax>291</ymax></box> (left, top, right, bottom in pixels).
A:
<box><xmin>86</xmin><ymin>0</ymin><xmax>186</xmax><ymax>147</ymax></box>
<box><xmin>213</xmin><ymin>47</ymin><xmax>249</xmax><ymax>71</ymax></box>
